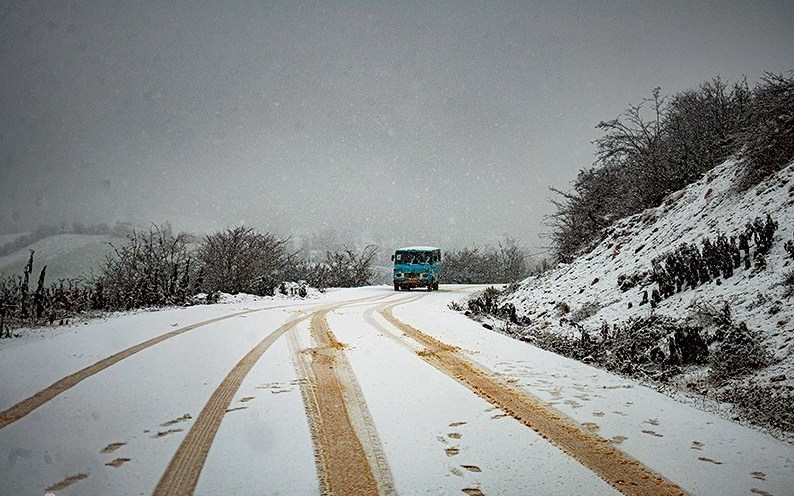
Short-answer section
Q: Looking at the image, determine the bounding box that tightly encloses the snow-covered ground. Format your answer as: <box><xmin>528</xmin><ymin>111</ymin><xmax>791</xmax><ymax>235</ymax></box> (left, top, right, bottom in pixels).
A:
<box><xmin>1</xmin><ymin>286</ymin><xmax>792</xmax><ymax>495</ymax></box>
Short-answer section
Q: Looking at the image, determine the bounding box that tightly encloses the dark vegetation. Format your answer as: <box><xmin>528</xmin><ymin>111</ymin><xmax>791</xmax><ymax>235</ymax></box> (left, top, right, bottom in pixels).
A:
<box><xmin>465</xmin><ymin>286</ymin><xmax>790</xmax><ymax>432</ymax></box>
<box><xmin>630</xmin><ymin>215</ymin><xmax>778</xmax><ymax>307</ymax></box>
<box><xmin>0</xmin><ymin>224</ymin><xmax>379</xmax><ymax>336</ymax></box>
<box><xmin>548</xmin><ymin>72</ymin><xmax>794</xmax><ymax>263</ymax></box>
<box><xmin>439</xmin><ymin>237</ymin><xmax>529</xmax><ymax>284</ymax></box>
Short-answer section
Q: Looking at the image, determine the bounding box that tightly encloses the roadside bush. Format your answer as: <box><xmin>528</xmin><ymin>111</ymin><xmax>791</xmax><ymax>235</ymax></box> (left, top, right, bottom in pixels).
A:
<box><xmin>716</xmin><ymin>381</ymin><xmax>794</xmax><ymax>433</ymax></box>
<box><xmin>441</xmin><ymin>238</ymin><xmax>529</xmax><ymax>284</ymax></box>
<box><xmin>294</xmin><ymin>245</ymin><xmax>379</xmax><ymax>290</ymax></box>
<box><xmin>321</xmin><ymin>245</ymin><xmax>378</xmax><ymax>288</ymax></box>
<box><xmin>605</xmin><ymin>315</ymin><xmax>707</xmax><ymax>374</ymax></box>
<box><xmin>196</xmin><ymin>227</ymin><xmax>291</xmax><ymax>296</ymax></box>
<box><xmin>0</xmin><ymin>251</ymin><xmax>98</xmax><ymax>336</ymax></box>
<box><xmin>495</xmin><ymin>312</ymin><xmax>708</xmax><ymax>379</ymax></box>
<box><xmin>97</xmin><ymin>224</ymin><xmax>193</xmax><ymax>309</ymax></box>
<box><xmin>441</xmin><ymin>246</ymin><xmax>499</xmax><ymax>283</ymax></box>
<box><xmin>710</xmin><ymin>320</ymin><xmax>770</xmax><ymax>381</ymax></box>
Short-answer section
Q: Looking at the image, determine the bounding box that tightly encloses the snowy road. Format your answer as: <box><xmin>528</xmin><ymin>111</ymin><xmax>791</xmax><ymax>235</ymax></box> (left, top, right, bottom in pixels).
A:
<box><xmin>1</xmin><ymin>286</ymin><xmax>792</xmax><ymax>496</ymax></box>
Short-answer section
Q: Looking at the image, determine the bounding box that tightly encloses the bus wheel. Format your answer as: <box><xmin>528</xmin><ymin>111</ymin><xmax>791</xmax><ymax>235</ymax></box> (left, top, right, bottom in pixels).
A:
<box><xmin>394</xmin><ymin>283</ymin><xmax>400</xmax><ymax>291</ymax></box>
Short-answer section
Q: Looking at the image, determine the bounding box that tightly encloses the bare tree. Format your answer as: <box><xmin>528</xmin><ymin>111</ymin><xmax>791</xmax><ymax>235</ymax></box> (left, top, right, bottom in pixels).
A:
<box><xmin>735</xmin><ymin>72</ymin><xmax>794</xmax><ymax>189</ymax></box>
<box><xmin>195</xmin><ymin>226</ymin><xmax>291</xmax><ymax>295</ymax></box>
<box><xmin>497</xmin><ymin>237</ymin><xmax>529</xmax><ymax>283</ymax></box>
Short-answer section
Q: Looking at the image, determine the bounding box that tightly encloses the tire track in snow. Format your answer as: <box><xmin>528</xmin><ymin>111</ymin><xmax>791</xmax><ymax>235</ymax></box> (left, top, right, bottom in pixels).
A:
<box><xmin>153</xmin><ymin>293</ymin><xmax>393</xmax><ymax>496</ymax></box>
<box><xmin>377</xmin><ymin>299</ymin><xmax>688</xmax><ymax>496</ymax></box>
<box><xmin>290</xmin><ymin>306</ymin><xmax>396</xmax><ymax>496</ymax></box>
<box><xmin>0</xmin><ymin>304</ymin><xmax>305</xmax><ymax>430</ymax></box>
<box><xmin>152</xmin><ymin>312</ymin><xmax>313</xmax><ymax>496</ymax></box>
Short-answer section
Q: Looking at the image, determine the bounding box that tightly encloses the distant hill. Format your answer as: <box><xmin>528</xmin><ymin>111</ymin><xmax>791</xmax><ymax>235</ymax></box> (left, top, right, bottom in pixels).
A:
<box><xmin>0</xmin><ymin>233</ymin><xmax>29</xmax><ymax>247</ymax></box>
<box><xmin>0</xmin><ymin>234</ymin><xmax>126</xmax><ymax>282</ymax></box>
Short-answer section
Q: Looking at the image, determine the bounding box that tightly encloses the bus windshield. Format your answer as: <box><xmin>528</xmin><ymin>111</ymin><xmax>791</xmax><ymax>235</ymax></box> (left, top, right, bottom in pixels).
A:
<box><xmin>395</xmin><ymin>251</ymin><xmax>434</xmax><ymax>265</ymax></box>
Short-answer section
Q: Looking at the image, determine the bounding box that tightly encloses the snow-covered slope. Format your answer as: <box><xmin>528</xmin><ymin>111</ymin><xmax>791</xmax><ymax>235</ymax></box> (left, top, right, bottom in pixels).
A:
<box><xmin>495</xmin><ymin>159</ymin><xmax>794</xmax><ymax>436</ymax></box>
<box><xmin>0</xmin><ymin>234</ymin><xmax>124</xmax><ymax>282</ymax></box>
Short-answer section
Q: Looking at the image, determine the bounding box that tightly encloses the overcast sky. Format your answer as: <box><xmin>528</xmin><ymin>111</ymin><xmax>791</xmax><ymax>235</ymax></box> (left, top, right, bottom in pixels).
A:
<box><xmin>1</xmin><ymin>1</ymin><xmax>792</xmax><ymax>251</ymax></box>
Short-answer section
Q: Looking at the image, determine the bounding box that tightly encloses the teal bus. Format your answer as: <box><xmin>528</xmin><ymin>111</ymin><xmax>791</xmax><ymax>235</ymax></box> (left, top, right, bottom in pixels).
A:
<box><xmin>391</xmin><ymin>246</ymin><xmax>442</xmax><ymax>291</ymax></box>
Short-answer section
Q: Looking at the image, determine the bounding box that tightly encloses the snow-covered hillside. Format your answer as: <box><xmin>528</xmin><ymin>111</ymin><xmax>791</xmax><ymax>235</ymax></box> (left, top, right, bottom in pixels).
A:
<box><xmin>0</xmin><ymin>233</ymin><xmax>123</xmax><ymax>281</ymax></box>
<box><xmin>489</xmin><ymin>159</ymin><xmax>794</xmax><ymax>438</ymax></box>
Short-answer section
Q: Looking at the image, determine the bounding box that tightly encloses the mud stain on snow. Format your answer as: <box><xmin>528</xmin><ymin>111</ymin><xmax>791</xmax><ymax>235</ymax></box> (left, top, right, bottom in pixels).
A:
<box><xmin>461</xmin><ymin>465</ymin><xmax>482</xmax><ymax>473</ymax></box>
<box><xmin>46</xmin><ymin>473</ymin><xmax>88</xmax><ymax>491</ymax></box>
<box><xmin>697</xmin><ymin>456</ymin><xmax>723</xmax><ymax>465</ymax></box>
<box><xmin>225</xmin><ymin>406</ymin><xmax>247</xmax><ymax>413</ymax></box>
<box><xmin>461</xmin><ymin>488</ymin><xmax>485</xmax><ymax>496</ymax></box>
<box><xmin>105</xmin><ymin>457</ymin><xmax>131</xmax><ymax>468</ymax></box>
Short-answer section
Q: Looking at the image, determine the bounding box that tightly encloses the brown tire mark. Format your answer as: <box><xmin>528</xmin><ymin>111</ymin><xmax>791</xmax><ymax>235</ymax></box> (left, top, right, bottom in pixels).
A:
<box><xmin>154</xmin><ymin>294</ymin><xmax>391</xmax><ymax>496</ymax></box>
<box><xmin>152</xmin><ymin>311</ymin><xmax>313</xmax><ymax>496</ymax></box>
<box><xmin>290</xmin><ymin>307</ymin><xmax>395</xmax><ymax>496</ymax></box>
<box><xmin>379</xmin><ymin>302</ymin><xmax>687</xmax><ymax>496</ymax></box>
<box><xmin>0</xmin><ymin>304</ymin><xmax>306</xmax><ymax>429</ymax></box>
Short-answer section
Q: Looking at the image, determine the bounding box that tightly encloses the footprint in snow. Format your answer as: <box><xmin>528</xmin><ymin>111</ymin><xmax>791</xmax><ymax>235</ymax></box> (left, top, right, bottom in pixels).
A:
<box><xmin>105</xmin><ymin>457</ymin><xmax>131</xmax><ymax>468</ymax></box>
<box><xmin>641</xmin><ymin>429</ymin><xmax>663</xmax><ymax>438</ymax></box>
<box><xmin>152</xmin><ymin>428</ymin><xmax>183</xmax><ymax>438</ymax></box>
<box><xmin>101</xmin><ymin>442</ymin><xmax>126</xmax><ymax>453</ymax></box>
